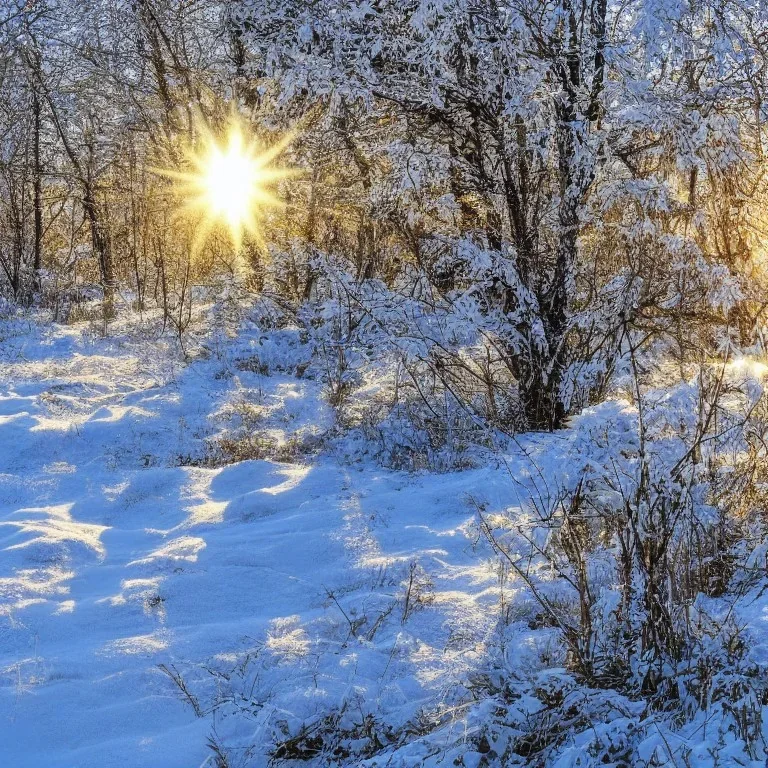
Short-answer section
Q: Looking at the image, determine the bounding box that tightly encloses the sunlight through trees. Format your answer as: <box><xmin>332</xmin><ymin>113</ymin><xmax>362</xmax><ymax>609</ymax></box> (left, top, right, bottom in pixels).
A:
<box><xmin>3</xmin><ymin>0</ymin><xmax>768</xmax><ymax>765</ymax></box>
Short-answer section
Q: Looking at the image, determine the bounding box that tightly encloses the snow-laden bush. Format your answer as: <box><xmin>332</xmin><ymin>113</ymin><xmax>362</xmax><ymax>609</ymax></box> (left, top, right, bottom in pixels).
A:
<box><xmin>271</xmin><ymin>254</ymin><xmax>523</xmax><ymax>467</ymax></box>
<box><xmin>0</xmin><ymin>295</ymin><xmax>16</xmax><ymax>319</ymax></box>
<box><xmin>466</xmin><ymin>359</ymin><xmax>768</xmax><ymax>767</ymax></box>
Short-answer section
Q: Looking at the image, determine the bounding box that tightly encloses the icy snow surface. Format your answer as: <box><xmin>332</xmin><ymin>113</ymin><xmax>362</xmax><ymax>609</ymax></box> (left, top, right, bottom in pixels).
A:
<box><xmin>0</xmin><ymin>311</ymin><xmax>532</xmax><ymax>767</ymax></box>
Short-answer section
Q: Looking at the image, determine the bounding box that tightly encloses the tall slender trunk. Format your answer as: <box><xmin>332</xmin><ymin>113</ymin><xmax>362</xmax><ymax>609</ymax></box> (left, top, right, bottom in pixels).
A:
<box><xmin>302</xmin><ymin>168</ymin><xmax>319</xmax><ymax>302</ymax></box>
<box><xmin>32</xmin><ymin>85</ymin><xmax>43</xmax><ymax>285</ymax></box>
<box><xmin>83</xmin><ymin>186</ymin><xmax>115</xmax><ymax>317</ymax></box>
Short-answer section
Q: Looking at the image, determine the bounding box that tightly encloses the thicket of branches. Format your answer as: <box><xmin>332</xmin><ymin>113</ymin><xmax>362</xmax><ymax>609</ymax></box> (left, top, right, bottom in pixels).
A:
<box><xmin>5</xmin><ymin>0</ymin><xmax>768</xmax><ymax>763</ymax></box>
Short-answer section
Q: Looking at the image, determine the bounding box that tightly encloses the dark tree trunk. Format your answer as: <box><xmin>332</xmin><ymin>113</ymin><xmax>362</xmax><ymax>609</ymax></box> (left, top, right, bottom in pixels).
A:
<box><xmin>83</xmin><ymin>187</ymin><xmax>115</xmax><ymax>318</ymax></box>
<box><xmin>32</xmin><ymin>85</ymin><xmax>43</xmax><ymax>285</ymax></box>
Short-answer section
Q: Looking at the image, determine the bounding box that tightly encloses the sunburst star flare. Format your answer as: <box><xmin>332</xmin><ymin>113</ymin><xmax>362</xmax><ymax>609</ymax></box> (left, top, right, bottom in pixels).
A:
<box><xmin>157</xmin><ymin>115</ymin><xmax>296</xmax><ymax>251</ymax></box>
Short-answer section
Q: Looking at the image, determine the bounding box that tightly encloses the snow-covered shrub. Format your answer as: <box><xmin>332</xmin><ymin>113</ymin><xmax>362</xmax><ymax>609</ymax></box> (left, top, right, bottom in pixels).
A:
<box><xmin>470</xmin><ymin>357</ymin><xmax>768</xmax><ymax>766</ymax></box>
<box><xmin>282</xmin><ymin>254</ymin><xmax>524</xmax><ymax>466</ymax></box>
<box><xmin>0</xmin><ymin>295</ymin><xmax>16</xmax><ymax>319</ymax></box>
<box><xmin>233</xmin><ymin>327</ymin><xmax>314</xmax><ymax>377</ymax></box>
<box><xmin>299</xmin><ymin>290</ymin><xmax>367</xmax><ymax>409</ymax></box>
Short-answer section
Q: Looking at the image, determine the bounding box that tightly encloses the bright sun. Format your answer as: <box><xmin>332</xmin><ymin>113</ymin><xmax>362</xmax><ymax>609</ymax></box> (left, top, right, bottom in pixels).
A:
<box><xmin>160</xmin><ymin>115</ymin><xmax>294</xmax><ymax>250</ymax></box>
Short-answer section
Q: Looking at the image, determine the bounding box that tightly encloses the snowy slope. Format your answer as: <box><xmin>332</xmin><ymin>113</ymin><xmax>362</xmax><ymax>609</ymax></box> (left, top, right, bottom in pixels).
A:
<box><xmin>0</xmin><ymin>310</ymin><xmax>529</xmax><ymax>767</ymax></box>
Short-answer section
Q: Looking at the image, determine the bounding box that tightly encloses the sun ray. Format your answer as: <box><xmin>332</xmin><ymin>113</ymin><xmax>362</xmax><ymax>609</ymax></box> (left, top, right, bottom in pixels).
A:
<box><xmin>154</xmin><ymin>114</ymin><xmax>296</xmax><ymax>252</ymax></box>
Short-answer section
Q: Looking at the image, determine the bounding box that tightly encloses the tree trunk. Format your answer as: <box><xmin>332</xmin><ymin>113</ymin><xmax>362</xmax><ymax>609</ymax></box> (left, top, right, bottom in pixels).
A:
<box><xmin>32</xmin><ymin>85</ymin><xmax>43</xmax><ymax>286</ymax></box>
<box><xmin>83</xmin><ymin>187</ymin><xmax>115</xmax><ymax>318</ymax></box>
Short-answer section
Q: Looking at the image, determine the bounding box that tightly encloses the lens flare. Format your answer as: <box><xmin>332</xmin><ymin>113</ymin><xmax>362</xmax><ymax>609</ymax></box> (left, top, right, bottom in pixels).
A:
<box><xmin>158</xmin><ymin>115</ymin><xmax>294</xmax><ymax>251</ymax></box>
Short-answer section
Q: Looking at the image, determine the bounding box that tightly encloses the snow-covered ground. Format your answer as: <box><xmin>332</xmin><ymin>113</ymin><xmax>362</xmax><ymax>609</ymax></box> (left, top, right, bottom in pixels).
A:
<box><xmin>0</xmin><ymin>308</ymin><xmax>535</xmax><ymax>767</ymax></box>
